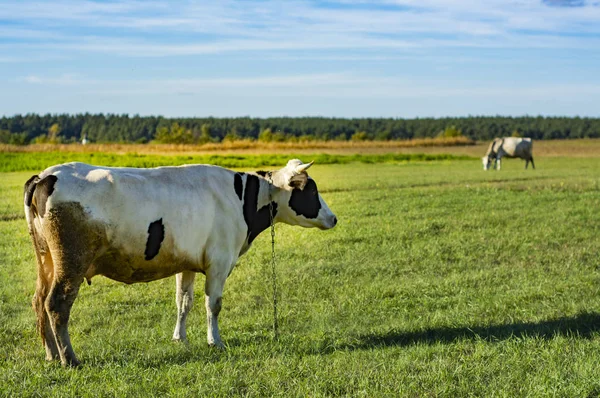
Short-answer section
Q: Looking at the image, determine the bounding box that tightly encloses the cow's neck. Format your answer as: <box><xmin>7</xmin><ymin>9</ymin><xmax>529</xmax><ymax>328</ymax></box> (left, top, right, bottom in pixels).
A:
<box><xmin>242</xmin><ymin>175</ymin><xmax>279</xmax><ymax>247</ymax></box>
<box><xmin>486</xmin><ymin>138</ymin><xmax>504</xmax><ymax>158</ymax></box>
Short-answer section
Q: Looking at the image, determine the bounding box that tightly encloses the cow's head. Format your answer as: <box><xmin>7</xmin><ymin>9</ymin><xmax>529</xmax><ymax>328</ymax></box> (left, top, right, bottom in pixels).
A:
<box><xmin>270</xmin><ymin>159</ymin><xmax>337</xmax><ymax>230</ymax></box>
<box><xmin>482</xmin><ymin>155</ymin><xmax>492</xmax><ymax>170</ymax></box>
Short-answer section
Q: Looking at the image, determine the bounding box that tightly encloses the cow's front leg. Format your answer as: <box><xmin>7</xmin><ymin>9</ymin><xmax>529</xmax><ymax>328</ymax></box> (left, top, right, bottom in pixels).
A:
<box><xmin>496</xmin><ymin>157</ymin><xmax>502</xmax><ymax>171</ymax></box>
<box><xmin>172</xmin><ymin>271</ymin><xmax>196</xmax><ymax>342</ymax></box>
<box><xmin>204</xmin><ymin>267</ymin><xmax>228</xmax><ymax>349</ymax></box>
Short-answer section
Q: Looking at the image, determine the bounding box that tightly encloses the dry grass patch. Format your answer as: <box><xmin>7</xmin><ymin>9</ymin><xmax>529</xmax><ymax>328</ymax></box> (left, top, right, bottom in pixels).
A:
<box><xmin>0</xmin><ymin>136</ymin><xmax>474</xmax><ymax>156</ymax></box>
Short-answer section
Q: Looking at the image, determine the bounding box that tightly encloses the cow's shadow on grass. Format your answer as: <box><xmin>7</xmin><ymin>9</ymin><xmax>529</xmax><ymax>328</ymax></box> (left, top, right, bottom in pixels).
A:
<box><xmin>336</xmin><ymin>311</ymin><xmax>600</xmax><ymax>352</ymax></box>
<box><xmin>80</xmin><ymin>312</ymin><xmax>600</xmax><ymax>367</ymax></box>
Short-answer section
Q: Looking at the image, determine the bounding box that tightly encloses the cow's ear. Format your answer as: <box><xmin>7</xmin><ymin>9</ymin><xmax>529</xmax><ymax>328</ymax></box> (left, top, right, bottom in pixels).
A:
<box><xmin>289</xmin><ymin>173</ymin><xmax>308</xmax><ymax>190</ymax></box>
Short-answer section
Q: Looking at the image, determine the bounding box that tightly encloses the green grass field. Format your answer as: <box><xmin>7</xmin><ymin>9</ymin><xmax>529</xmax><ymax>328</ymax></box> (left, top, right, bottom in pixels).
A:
<box><xmin>1</xmin><ymin>152</ymin><xmax>600</xmax><ymax>396</ymax></box>
<box><xmin>0</xmin><ymin>151</ymin><xmax>468</xmax><ymax>173</ymax></box>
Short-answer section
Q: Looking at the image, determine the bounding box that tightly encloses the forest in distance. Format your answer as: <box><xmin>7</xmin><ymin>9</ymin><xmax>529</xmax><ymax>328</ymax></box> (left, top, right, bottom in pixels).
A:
<box><xmin>1</xmin><ymin>114</ymin><xmax>599</xmax><ymax>145</ymax></box>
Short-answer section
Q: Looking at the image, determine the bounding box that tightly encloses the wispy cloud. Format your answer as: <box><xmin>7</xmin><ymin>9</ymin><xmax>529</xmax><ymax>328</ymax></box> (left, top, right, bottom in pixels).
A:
<box><xmin>2</xmin><ymin>0</ymin><xmax>600</xmax><ymax>58</ymax></box>
<box><xmin>18</xmin><ymin>72</ymin><xmax>600</xmax><ymax>100</ymax></box>
<box><xmin>18</xmin><ymin>72</ymin><xmax>353</xmax><ymax>89</ymax></box>
<box><xmin>20</xmin><ymin>73</ymin><xmax>82</xmax><ymax>85</ymax></box>
<box><xmin>542</xmin><ymin>0</ymin><xmax>585</xmax><ymax>7</ymax></box>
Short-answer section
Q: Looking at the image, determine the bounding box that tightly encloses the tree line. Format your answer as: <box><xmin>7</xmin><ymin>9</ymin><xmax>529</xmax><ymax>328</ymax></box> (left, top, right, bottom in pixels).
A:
<box><xmin>0</xmin><ymin>114</ymin><xmax>599</xmax><ymax>145</ymax></box>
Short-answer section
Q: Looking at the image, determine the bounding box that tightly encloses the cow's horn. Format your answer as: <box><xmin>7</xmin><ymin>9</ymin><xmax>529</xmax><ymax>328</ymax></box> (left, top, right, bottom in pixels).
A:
<box><xmin>295</xmin><ymin>160</ymin><xmax>314</xmax><ymax>174</ymax></box>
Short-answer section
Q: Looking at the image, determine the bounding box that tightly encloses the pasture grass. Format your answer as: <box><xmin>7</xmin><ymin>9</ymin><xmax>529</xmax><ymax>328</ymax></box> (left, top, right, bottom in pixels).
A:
<box><xmin>1</xmin><ymin>153</ymin><xmax>600</xmax><ymax>396</ymax></box>
<box><xmin>0</xmin><ymin>152</ymin><xmax>469</xmax><ymax>173</ymax></box>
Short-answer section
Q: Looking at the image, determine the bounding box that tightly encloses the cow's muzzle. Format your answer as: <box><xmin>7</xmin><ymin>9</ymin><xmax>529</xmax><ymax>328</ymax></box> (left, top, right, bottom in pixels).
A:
<box><xmin>320</xmin><ymin>215</ymin><xmax>338</xmax><ymax>230</ymax></box>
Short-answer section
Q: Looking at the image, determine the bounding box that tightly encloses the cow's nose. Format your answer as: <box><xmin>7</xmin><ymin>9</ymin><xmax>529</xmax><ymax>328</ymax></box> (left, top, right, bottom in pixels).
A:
<box><xmin>332</xmin><ymin>216</ymin><xmax>338</xmax><ymax>226</ymax></box>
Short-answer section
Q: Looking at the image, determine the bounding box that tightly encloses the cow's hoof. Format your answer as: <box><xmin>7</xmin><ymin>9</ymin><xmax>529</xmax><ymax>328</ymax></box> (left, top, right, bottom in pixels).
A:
<box><xmin>62</xmin><ymin>358</ymin><xmax>81</xmax><ymax>368</ymax></box>
<box><xmin>172</xmin><ymin>337</ymin><xmax>188</xmax><ymax>344</ymax></box>
<box><xmin>208</xmin><ymin>342</ymin><xmax>225</xmax><ymax>350</ymax></box>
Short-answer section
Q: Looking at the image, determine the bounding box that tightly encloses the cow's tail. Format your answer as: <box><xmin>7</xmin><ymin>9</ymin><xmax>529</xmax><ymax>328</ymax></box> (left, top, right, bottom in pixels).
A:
<box><xmin>23</xmin><ymin>175</ymin><xmax>49</xmax><ymax>344</ymax></box>
<box><xmin>24</xmin><ymin>174</ymin><xmax>40</xmax><ymax>240</ymax></box>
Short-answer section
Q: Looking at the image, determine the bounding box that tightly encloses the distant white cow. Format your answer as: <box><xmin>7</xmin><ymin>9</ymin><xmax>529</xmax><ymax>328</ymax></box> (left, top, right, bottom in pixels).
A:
<box><xmin>482</xmin><ymin>137</ymin><xmax>535</xmax><ymax>170</ymax></box>
<box><xmin>24</xmin><ymin>159</ymin><xmax>337</xmax><ymax>366</ymax></box>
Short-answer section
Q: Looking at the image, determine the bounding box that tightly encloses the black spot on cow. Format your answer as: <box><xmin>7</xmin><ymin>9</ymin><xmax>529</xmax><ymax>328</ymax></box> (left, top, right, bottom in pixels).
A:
<box><xmin>24</xmin><ymin>174</ymin><xmax>40</xmax><ymax>206</ymax></box>
<box><xmin>242</xmin><ymin>175</ymin><xmax>260</xmax><ymax>233</ymax></box>
<box><xmin>242</xmin><ymin>174</ymin><xmax>278</xmax><ymax>245</ymax></box>
<box><xmin>289</xmin><ymin>179</ymin><xmax>321</xmax><ymax>219</ymax></box>
<box><xmin>145</xmin><ymin>218</ymin><xmax>165</xmax><ymax>260</ymax></box>
<box><xmin>32</xmin><ymin>175</ymin><xmax>58</xmax><ymax>218</ymax></box>
<box><xmin>255</xmin><ymin>170</ymin><xmax>268</xmax><ymax>177</ymax></box>
<box><xmin>234</xmin><ymin>172</ymin><xmax>244</xmax><ymax>201</ymax></box>
<box><xmin>248</xmin><ymin>202</ymin><xmax>278</xmax><ymax>244</ymax></box>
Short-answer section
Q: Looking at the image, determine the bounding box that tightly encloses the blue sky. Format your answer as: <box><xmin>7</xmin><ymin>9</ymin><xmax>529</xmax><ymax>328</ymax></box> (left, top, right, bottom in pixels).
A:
<box><xmin>1</xmin><ymin>0</ymin><xmax>600</xmax><ymax>117</ymax></box>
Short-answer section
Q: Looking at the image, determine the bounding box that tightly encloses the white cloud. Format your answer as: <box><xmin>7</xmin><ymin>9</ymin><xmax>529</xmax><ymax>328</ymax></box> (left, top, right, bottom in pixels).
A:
<box><xmin>20</xmin><ymin>73</ymin><xmax>82</xmax><ymax>85</ymax></box>
<box><xmin>1</xmin><ymin>0</ymin><xmax>599</xmax><ymax>58</ymax></box>
<box><xmin>23</xmin><ymin>75</ymin><xmax>43</xmax><ymax>83</ymax></box>
<box><xmin>18</xmin><ymin>72</ymin><xmax>600</xmax><ymax>101</ymax></box>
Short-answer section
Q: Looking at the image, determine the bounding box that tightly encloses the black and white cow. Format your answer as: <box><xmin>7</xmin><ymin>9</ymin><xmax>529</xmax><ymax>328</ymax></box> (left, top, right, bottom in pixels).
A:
<box><xmin>23</xmin><ymin>159</ymin><xmax>336</xmax><ymax>366</ymax></box>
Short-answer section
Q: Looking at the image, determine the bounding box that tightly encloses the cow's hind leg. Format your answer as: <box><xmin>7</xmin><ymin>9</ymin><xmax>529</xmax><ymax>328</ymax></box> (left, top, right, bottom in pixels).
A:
<box><xmin>42</xmin><ymin>203</ymin><xmax>100</xmax><ymax>367</ymax></box>
<box><xmin>45</xmin><ymin>269</ymin><xmax>85</xmax><ymax>367</ymax></box>
<box><xmin>32</xmin><ymin>249</ymin><xmax>60</xmax><ymax>361</ymax></box>
<box><xmin>173</xmin><ymin>271</ymin><xmax>196</xmax><ymax>342</ymax></box>
<box><xmin>530</xmin><ymin>156</ymin><xmax>535</xmax><ymax>169</ymax></box>
<box><xmin>204</xmin><ymin>266</ymin><xmax>229</xmax><ymax>348</ymax></box>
